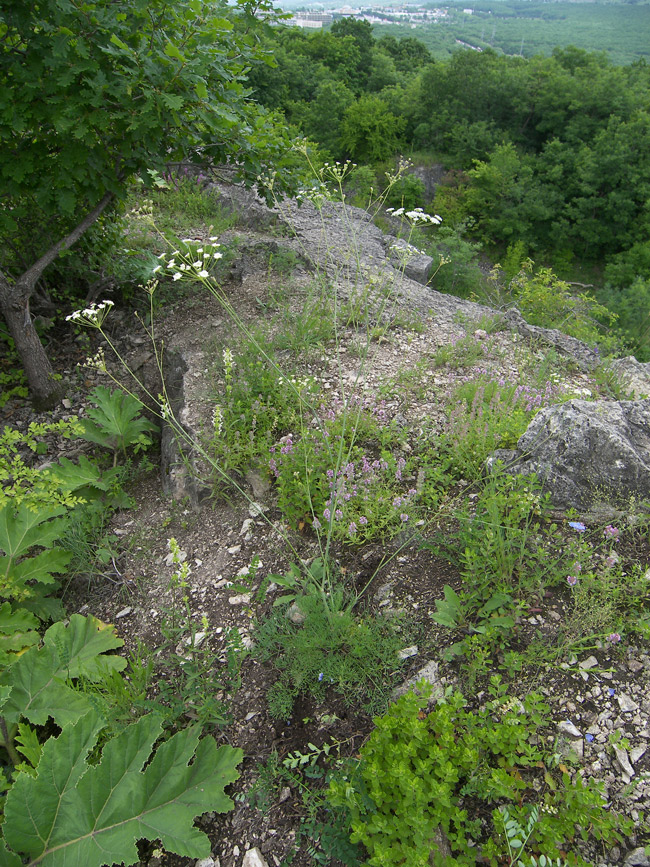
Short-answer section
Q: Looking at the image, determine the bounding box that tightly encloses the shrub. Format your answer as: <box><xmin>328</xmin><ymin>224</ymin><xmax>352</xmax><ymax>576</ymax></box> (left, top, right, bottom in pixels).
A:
<box><xmin>328</xmin><ymin>681</ymin><xmax>632</xmax><ymax>867</ymax></box>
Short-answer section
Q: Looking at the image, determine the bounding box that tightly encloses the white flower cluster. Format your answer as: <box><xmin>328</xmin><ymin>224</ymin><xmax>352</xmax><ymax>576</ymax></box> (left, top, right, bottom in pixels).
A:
<box><xmin>389</xmin><ymin>241</ymin><xmax>427</xmax><ymax>263</ymax></box>
<box><xmin>83</xmin><ymin>346</ymin><xmax>107</xmax><ymax>373</ymax></box>
<box><xmin>256</xmin><ymin>170</ymin><xmax>277</xmax><ymax>194</ymax></box>
<box><xmin>65</xmin><ymin>299</ymin><xmax>114</xmax><ymax>327</ymax></box>
<box><xmin>159</xmin><ymin>396</ymin><xmax>172</xmax><ymax>421</ymax></box>
<box><xmin>213</xmin><ymin>403</ymin><xmax>223</xmax><ymax>436</ymax></box>
<box><xmin>386</xmin><ymin>207</ymin><xmax>442</xmax><ymax>225</ymax></box>
<box><xmin>321</xmin><ymin>160</ymin><xmax>356</xmax><ymax>183</ymax></box>
<box><xmin>384</xmin><ymin>156</ymin><xmax>413</xmax><ymax>184</ymax></box>
<box><xmin>296</xmin><ymin>184</ymin><xmax>328</xmax><ymax>209</ymax></box>
<box><xmin>277</xmin><ymin>374</ymin><xmax>312</xmax><ymax>392</ymax></box>
<box><xmin>156</xmin><ymin>238</ymin><xmax>222</xmax><ymax>283</ymax></box>
<box><xmin>129</xmin><ymin>200</ymin><xmax>154</xmax><ymax>220</ymax></box>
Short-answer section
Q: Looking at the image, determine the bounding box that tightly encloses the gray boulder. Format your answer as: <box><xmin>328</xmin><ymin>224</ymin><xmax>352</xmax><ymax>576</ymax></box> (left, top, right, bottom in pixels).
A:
<box><xmin>488</xmin><ymin>399</ymin><xmax>650</xmax><ymax>515</ymax></box>
<box><xmin>385</xmin><ymin>236</ymin><xmax>434</xmax><ymax>284</ymax></box>
<box><xmin>608</xmin><ymin>356</ymin><xmax>650</xmax><ymax>398</ymax></box>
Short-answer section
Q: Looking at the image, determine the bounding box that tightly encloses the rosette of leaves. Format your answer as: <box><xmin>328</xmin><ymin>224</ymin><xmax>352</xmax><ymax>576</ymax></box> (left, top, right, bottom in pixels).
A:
<box><xmin>79</xmin><ymin>386</ymin><xmax>158</xmax><ymax>464</ymax></box>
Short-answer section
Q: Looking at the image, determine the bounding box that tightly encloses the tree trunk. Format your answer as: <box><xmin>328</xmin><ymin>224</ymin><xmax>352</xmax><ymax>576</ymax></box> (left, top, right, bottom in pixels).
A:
<box><xmin>0</xmin><ymin>274</ymin><xmax>63</xmax><ymax>410</ymax></box>
<box><xmin>0</xmin><ymin>191</ymin><xmax>114</xmax><ymax>409</ymax></box>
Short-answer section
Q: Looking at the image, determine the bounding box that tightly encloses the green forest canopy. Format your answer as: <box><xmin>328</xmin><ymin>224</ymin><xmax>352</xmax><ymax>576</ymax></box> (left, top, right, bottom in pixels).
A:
<box><xmin>247</xmin><ymin>19</ymin><xmax>650</xmax><ymax>353</ymax></box>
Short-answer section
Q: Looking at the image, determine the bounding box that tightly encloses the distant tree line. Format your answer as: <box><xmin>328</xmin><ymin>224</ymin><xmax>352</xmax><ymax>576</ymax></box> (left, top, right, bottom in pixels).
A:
<box><xmin>248</xmin><ymin>23</ymin><xmax>650</xmax><ymax>354</ymax></box>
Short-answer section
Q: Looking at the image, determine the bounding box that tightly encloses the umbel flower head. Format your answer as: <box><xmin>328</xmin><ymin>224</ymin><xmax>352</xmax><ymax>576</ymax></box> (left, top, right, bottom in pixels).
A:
<box><xmin>162</xmin><ymin>239</ymin><xmax>223</xmax><ymax>283</ymax></box>
<box><xmin>66</xmin><ymin>299</ymin><xmax>114</xmax><ymax>328</ymax></box>
<box><xmin>386</xmin><ymin>207</ymin><xmax>442</xmax><ymax>225</ymax></box>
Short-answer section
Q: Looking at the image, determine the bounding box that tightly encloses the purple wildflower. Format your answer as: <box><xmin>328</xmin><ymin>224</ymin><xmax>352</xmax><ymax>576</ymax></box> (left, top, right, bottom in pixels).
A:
<box><xmin>359</xmin><ymin>516</ymin><xmax>368</xmax><ymax>525</ymax></box>
<box><xmin>606</xmin><ymin>632</ymin><xmax>621</xmax><ymax>644</ymax></box>
<box><xmin>323</xmin><ymin>508</ymin><xmax>331</xmax><ymax>521</ymax></box>
<box><xmin>567</xmin><ymin>575</ymin><xmax>578</xmax><ymax>587</ymax></box>
<box><xmin>604</xmin><ymin>525</ymin><xmax>620</xmax><ymax>541</ymax></box>
<box><xmin>400</xmin><ymin>513</ymin><xmax>409</xmax><ymax>522</ymax></box>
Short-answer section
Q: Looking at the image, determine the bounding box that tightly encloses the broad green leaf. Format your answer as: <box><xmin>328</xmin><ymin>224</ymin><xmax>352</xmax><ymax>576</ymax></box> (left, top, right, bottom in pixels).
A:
<box><xmin>0</xmin><ymin>504</ymin><xmax>67</xmax><ymax>561</ymax></box>
<box><xmin>0</xmin><ymin>504</ymin><xmax>70</xmax><ymax>602</ymax></box>
<box><xmin>0</xmin><ymin>603</ymin><xmax>39</xmax><ymax>636</ymax></box>
<box><xmin>15</xmin><ymin>723</ymin><xmax>42</xmax><ymax>768</ymax></box>
<box><xmin>0</xmin><ymin>839</ymin><xmax>21</xmax><ymax>867</ymax></box>
<box><xmin>3</xmin><ymin>548</ymin><xmax>71</xmax><ymax>595</ymax></box>
<box><xmin>110</xmin><ymin>33</ymin><xmax>129</xmax><ymax>51</ymax></box>
<box><xmin>80</xmin><ymin>387</ymin><xmax>157</xmax><ymax>453</ymax></box>
<box><xmin>160</xmin><ymin>93</ymin><xmax>185</xmax><ymax>112</ymax></box>
<box><xmin>43</xmin><ymin>613</ymin><xmax>126</xmax><ymax>680</ymax></box>
<box><xmin>195</xmin><ymin>80</ymin><xmax>208</xmax><ymax>99</ymax></box>
<box><xmin>164</xmin><ymin>42</ymin><xmax>185</xmax><ymax>62</ymax></box>
<box><xmin>0</xmin><ymin>631</ymin><xmax>40</xmax><ymax>663</ymax></box>
<box><xmin>19</xmin><ymin>593</ymin><xmax>65</xmax><ymax>624</ymax></box>
<box><xmin>0</xmin><ymin>614</ymin><xmax>126</xmax><ymax>726</ymax></box>
<box><xmin>4</xmin><ymin>711</ymin><xmax>105</xmax><ymax>860</ymax></box>
<box><xmin>211</xmin><ymin>17</ymin><xmax>234</xmax><ymax>31</ymax></box>
<box><xmin>431</xmin><ymin>585</ymin><xmax>463</xmax><ymax>628</ymax></box>
<box><xmin>44</xmin><ymin>455</ymin><xmax>124</xmax><ymax>494</ymax></box>
<box><xmin>0</xmin><ymin>684</ymin><xmax>12</xmax><ymax>710</ymax></box>
<box><xmin>1</xmin><ymin>644</ymin><xmax>94</xmax><ymax>727</ymax></box>
<box><xmin>3</xmin><ymin>710</ymin><xmax>242</xmax><ymax>866</ymax></box>
<box><xmin>0</xmin><ymin>603</ymin><xmax>40</xmax><ymax>657</ymax></box>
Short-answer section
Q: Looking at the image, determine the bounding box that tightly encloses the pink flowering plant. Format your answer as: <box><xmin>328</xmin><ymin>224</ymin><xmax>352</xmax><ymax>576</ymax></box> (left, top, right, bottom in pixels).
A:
<box><xmin>207</xmin><ymin>340</ymin><xmax>319</xmax><ymax>474</ymax></box>
<box><xmin>269</xmin><ymin>404</ymin><xmax>418</xmax><ymax>544</ymax></box>
<box><xmin>443</xmin><ymin>371</ymin><xmax>563</xmax><ymax>478</ymax></box>
<box><xmin>558</xmin><ymin>520</ymin><xmax>650</xmax><ymax>648</ymax></box>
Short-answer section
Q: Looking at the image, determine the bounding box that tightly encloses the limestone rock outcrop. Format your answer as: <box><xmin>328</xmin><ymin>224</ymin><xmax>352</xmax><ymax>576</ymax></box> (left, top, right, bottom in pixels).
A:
<box><xmin>489</xmin><ymin>398</ymin><xmax>650</xmax><ymax>515</ymax></box>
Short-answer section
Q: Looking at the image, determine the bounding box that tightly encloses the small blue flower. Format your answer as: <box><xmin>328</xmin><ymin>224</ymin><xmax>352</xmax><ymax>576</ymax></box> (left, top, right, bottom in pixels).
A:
<box><xmin>586</xmin><ymin>733</ymin><xmax>594</xmax><ymax>742</ymax></box>
<box><xmin>568</xmin><ymin>521</ymin><xmax>586</xmax><ymax>532</ymax></box>
<box><xmin>608</xmin><ymin>687</ymin><xmax>615</xmax><ymax>697</ymax></box>
<box><xmin>318</xmin><ymin>672</ymin><xmax>324</xmax><ymax>682</ymax></box>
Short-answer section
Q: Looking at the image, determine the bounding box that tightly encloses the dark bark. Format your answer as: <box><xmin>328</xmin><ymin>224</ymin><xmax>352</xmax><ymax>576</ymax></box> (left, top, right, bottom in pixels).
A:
<box><xmin>0</xmin><ymin>191</ymin><xmax>114</xmax><ymax>408</ymax></box>
<box><xmin>0</xmin><ymin>275</ymin><xmax>62</xmax><ymax>410</ymax></box>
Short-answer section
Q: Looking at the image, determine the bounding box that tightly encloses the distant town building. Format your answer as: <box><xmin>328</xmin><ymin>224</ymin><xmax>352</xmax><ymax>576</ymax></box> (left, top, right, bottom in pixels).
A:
<box><xmin>280</xmin><ymin>4</ymin><xmax>448</xmax><ymax>27</ymax></box>
<box><xmin>287</xmin><ymin>11</ymin><xmax>333</xmax><ymax>27</ymax></box>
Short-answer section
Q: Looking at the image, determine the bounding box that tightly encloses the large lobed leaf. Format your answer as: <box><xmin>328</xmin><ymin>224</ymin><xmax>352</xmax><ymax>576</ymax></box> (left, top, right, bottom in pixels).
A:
<box><xmin>44</xmin><ymin>454</ymin><xmax>125</xmax><ymax>494</ymax></box>
<box><xmin>0</xmin><ymin>503</ymin><xmax>67</xmax><ymax>560</ymax></box>
<box><xmin>0</xmin><ymin>503</ymin><xmax>71</xmax><ymax>601</ymax></box>
<box><xmin>0</xmin><ymin>602</ymin><xmax>40</xmax><ymax>663</ymax></box>
<box><xmin>80</xmin><ymin>387</ymin><xmax>158</xmax><ymax>453</ymax></box>
<box><xmin>0</xmin><ymin>614</ymin><xmax>126</xmax><ymax>726</ymax></box>
<box><xmin>2</xmin><ymin>710</ymin><xmax>242</xmax><ymax>866</ymax></box>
